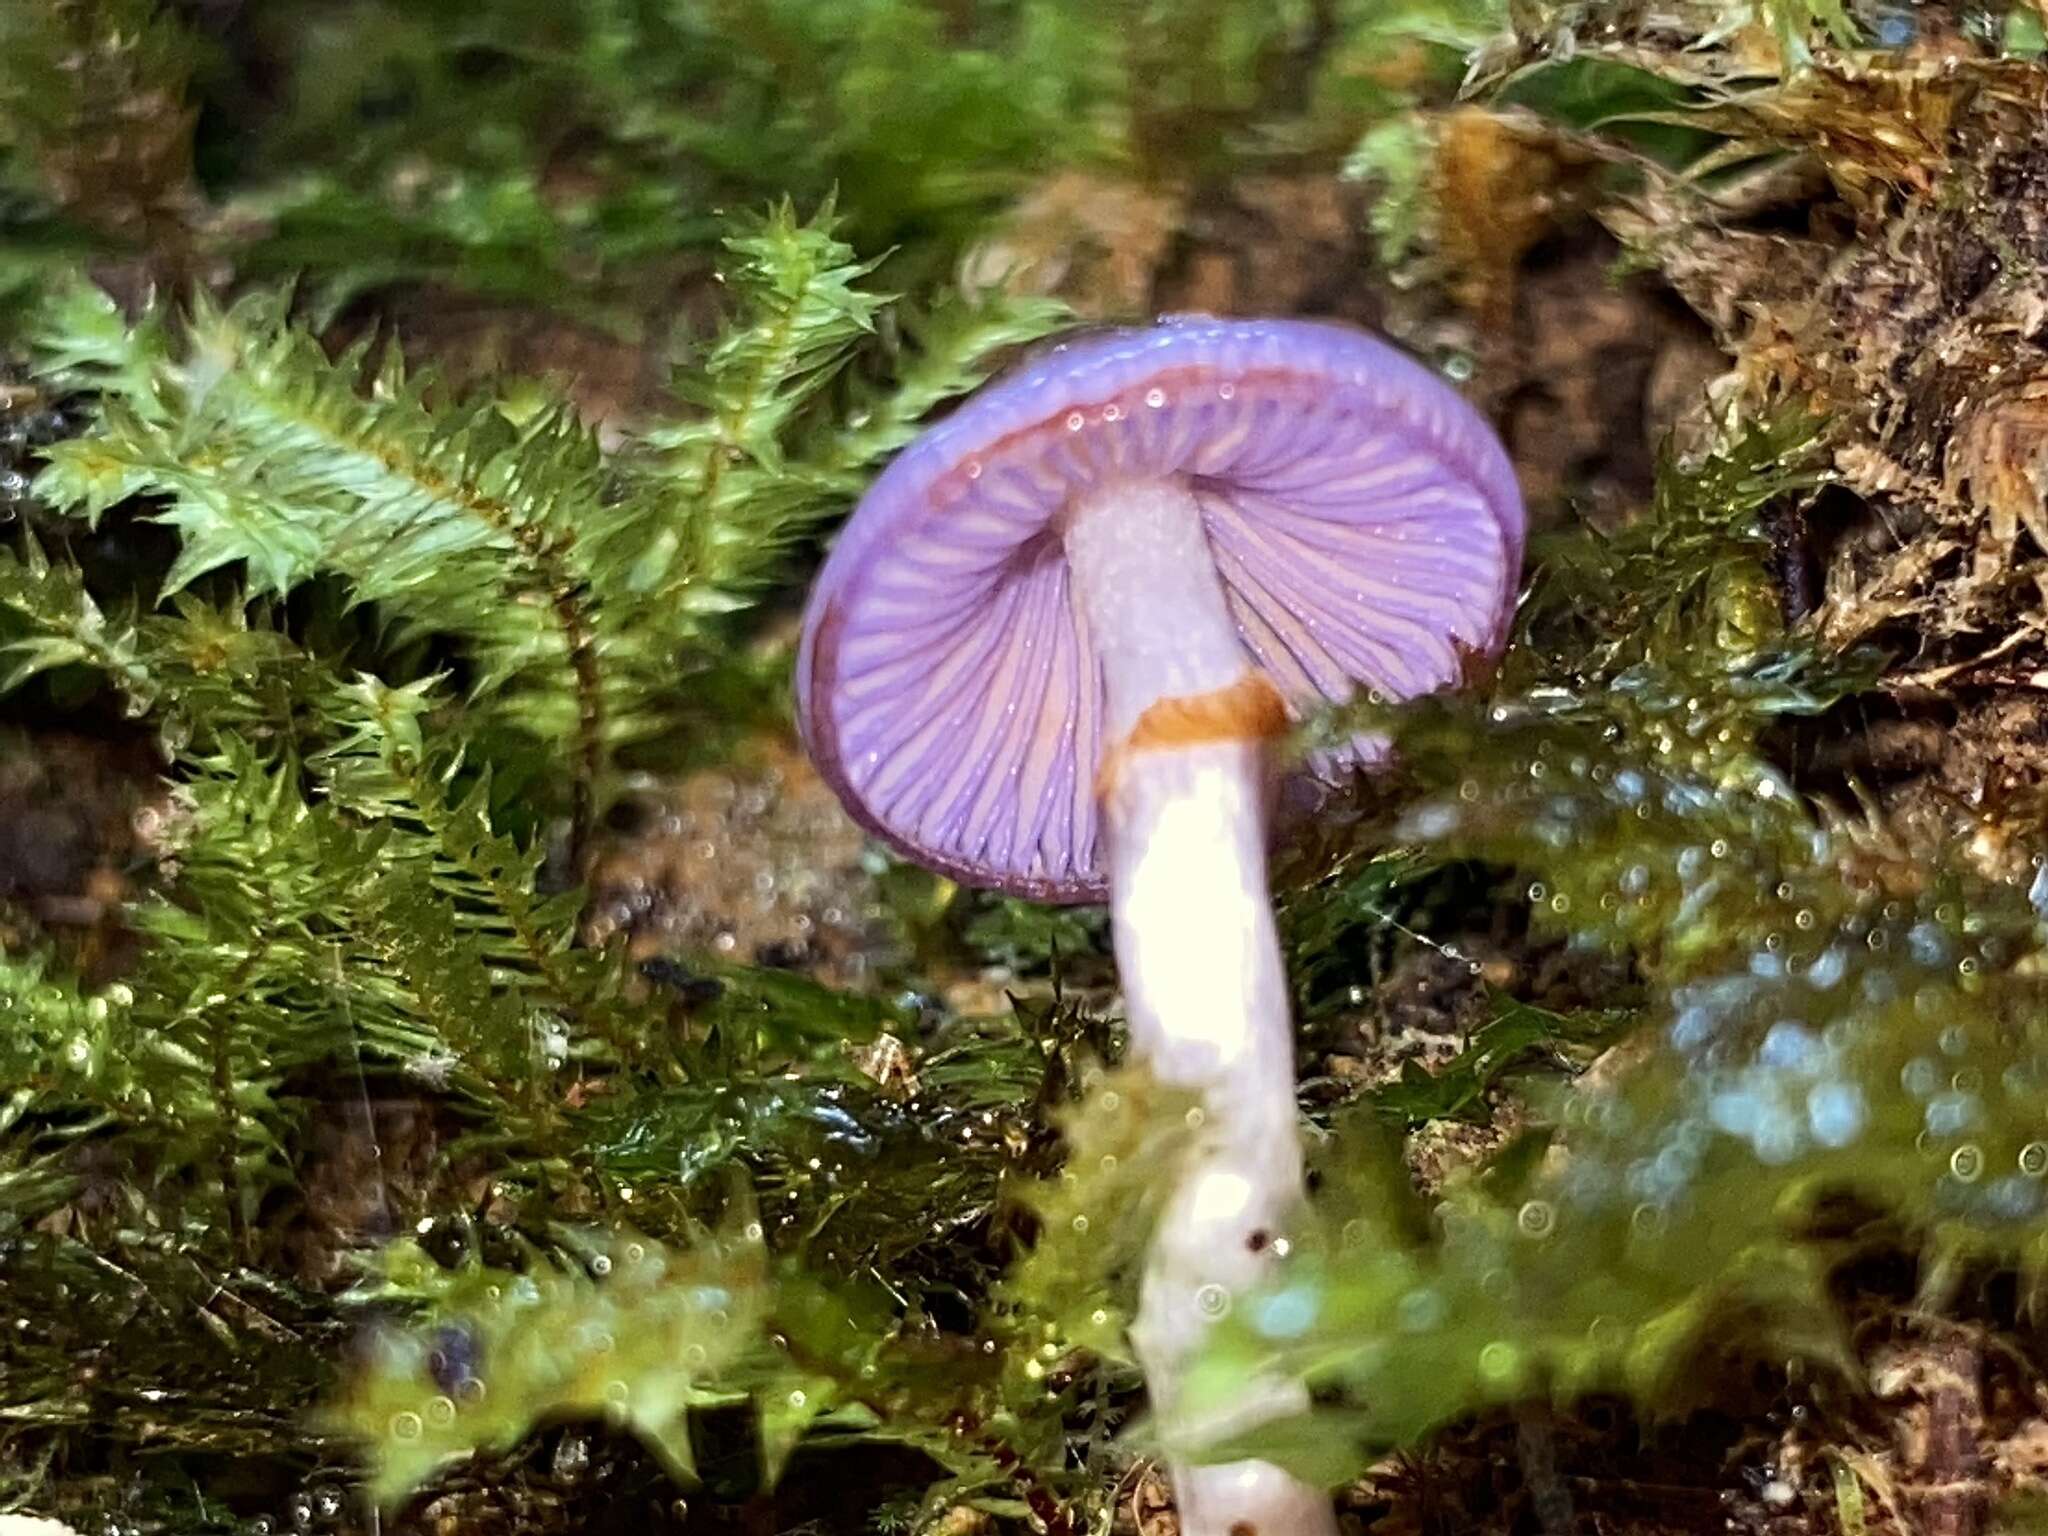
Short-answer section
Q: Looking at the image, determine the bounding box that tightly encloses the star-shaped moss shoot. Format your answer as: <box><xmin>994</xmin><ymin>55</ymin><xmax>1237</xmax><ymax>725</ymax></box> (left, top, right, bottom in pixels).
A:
<box><xmin>796</xmin><ymin>315</ymin><xmax>1525</xmax><ymax>1536</ymax></box>
<box><xmin>332</xmin><ymin>1228</ymin><xmax>773</xmax><ymax>1504</ymax></box>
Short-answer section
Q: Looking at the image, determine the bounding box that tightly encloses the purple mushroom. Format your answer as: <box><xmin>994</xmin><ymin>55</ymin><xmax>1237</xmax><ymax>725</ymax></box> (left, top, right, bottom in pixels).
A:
<box><xmin>797</xmin><ymin>316</ymin><xmax>1524</xmax><ymax>1536</ymax></box>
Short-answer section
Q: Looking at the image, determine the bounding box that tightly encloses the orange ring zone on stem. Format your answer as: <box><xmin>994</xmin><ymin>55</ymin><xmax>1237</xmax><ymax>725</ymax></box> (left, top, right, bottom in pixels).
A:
<box><xmin>1093</xmin><ymin>672</ymin><xmax>1290</xmax><ymax>802</ymax></box>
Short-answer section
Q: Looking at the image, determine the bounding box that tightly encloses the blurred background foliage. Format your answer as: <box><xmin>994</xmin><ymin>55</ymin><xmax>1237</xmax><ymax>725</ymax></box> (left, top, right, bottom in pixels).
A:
<box><xmin>11</xmin><ymin>1</ymin><xmax>2048</xmax><ymax>1535</ymax></box>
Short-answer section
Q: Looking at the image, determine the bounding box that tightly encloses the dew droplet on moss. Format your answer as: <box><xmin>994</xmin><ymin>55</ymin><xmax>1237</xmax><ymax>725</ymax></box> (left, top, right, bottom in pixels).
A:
<box><xmin>1252</xmin><ymin>1286</ymin><xmax>1319</xmax><ymax>1339</ymax></box>
<box><xmin>1806</xmin><ymin>1082</ymin><xmax>1866</xmax><ymax>1148</ymax></box>
<box><xmin>1983</xmin><ymin>1175</ymin><xmax>2043</xmax><ymax>1221</ymax></box>
<box><xmin>1925</xmin><ymin>1093</ymin><xmax>1980</xmax><ymax>1136</ymax></box>
<box><xmin>1477</xmin><ymin>1341</ymin><xmax>1522</xmax><ymax>1385</ymax></box>
<box><xmin>1759</xmin><ymin>1023</ymin><xmax>1821</xmax><ymax>1073</ymax></box>
<box><xmin>1808</xmin><ymin>946</ymin><xmax>1849</xmax><ymax>989</ymax></box>
<box><xmin>1397</xmin><ymin>1287</ymin><xmax>1446</xmax><ymax>1332</ymax></box>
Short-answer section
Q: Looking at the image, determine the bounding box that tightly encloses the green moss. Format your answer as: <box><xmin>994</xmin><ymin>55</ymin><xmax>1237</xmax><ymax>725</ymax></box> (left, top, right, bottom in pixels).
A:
<box><xmin>959</xmin><ymin>896</ymin><xmax>1110</xmax><ymax>976</ymax></box>
<box><xmin>1172</xmin><ymin>410</ymin><xmax>2048</xmax><ymax>1484</ymax></box>
<box><xmin>334</xmin><ymin>1223</ymin><xmax>777</xmax><ymax>1501</ymax></box>
<box><xmin>1365</xmin><ymin>995</ymin><xmax>1635</xmax><ymax>1126</ymax></box>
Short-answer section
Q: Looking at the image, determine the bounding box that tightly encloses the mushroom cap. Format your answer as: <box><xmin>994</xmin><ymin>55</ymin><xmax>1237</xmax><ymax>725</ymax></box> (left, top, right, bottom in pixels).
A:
<box><xmin>797</xmin><ymin>315</ymin><xmax>1525</xmax><ymax>904</ymax></box>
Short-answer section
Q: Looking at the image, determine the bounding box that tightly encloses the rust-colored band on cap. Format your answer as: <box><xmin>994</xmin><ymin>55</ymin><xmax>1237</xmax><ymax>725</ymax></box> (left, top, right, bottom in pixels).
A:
<box><xmin>1094</xmin><ymin>672</ymin><xmax>1290</xmax><ymax>801</ymax></box>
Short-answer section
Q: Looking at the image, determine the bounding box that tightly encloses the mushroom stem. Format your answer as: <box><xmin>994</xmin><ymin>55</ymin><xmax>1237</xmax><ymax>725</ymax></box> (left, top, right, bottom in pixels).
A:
<box><xmin>1064</xmin><ymin>480</ymin><xmax>1336</xmax><ymax>1536</ymax></box>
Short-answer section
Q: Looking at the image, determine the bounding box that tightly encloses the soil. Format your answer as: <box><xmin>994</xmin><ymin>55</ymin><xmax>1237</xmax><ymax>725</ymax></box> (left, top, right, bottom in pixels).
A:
<box><xmin>0</xmin><ymin>727</ymin><xmax>161</xmax><ymax>981</ymax></box>
<box><xmin>582</xmin><ymin>735</ymin><xmax>887</xmax><ymax>988</ymax></box>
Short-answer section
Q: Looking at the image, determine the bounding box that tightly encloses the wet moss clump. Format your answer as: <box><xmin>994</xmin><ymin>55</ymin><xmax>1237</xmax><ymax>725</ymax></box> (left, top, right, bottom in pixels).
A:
<box><xmin>1180</xmin><ymin>412</ymin><xmax>2048</xmax><ymax>1485</ymax></box>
